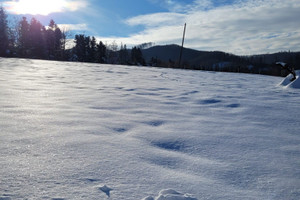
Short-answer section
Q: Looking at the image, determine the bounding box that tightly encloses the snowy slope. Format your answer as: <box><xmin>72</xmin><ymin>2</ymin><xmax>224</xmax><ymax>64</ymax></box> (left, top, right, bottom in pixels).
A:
<box><xmin>0</xmin><ymin>58</ymin><xmax>300</xmax><ymax>200</ymax></box>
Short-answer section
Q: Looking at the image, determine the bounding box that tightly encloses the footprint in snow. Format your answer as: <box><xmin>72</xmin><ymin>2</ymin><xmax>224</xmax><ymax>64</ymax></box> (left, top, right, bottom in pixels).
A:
<box><xmin>98</xmin><ymin>185</ymin><xmax>113</xmax><ymax>197</ymax></box>
<box><xmin>198</xmin><ymin>99</ymin><xmax>222</xmax><ymax>104</ymax></box>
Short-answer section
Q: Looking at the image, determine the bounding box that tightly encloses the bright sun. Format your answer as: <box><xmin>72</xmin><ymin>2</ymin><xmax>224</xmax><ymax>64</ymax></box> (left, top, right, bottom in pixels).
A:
<box><xmin>7</xmin><ymin>0</ymin><xmax>68</xmax><ymax>15</ymax></box>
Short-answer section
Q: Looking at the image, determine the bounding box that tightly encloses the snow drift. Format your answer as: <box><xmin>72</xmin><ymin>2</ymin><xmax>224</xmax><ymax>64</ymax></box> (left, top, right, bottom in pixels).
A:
<box><xmin>279</xmin><ymin>70</ymin><xmax>300</xmax><ymax>88</ymax></box>
<box><xmin>142</xmin><ymin>189</ymin><xmax>197</xmax><ymax>200</ymax></box>
<box><xmin>0</xmin><ymin>58</ymin><xmax>300</xmax><ymax>200</ymax></box>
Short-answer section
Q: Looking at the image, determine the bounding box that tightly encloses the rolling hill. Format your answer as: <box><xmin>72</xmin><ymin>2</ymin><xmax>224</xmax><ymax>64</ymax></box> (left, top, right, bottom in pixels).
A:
<box><xmin>141</xmin><ymin>44</ymin><xmax>300</xmax><ymax>76</ymax></box>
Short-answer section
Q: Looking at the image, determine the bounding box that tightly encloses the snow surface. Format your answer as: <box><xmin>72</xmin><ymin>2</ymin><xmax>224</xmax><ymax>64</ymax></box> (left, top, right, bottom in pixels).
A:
<box><xmin>0</xmin><ymin>58</ymin><xmax>300</xmax><ymax>200</ymax></box>
<box><xmin>279</xmin><ymin>70</ymin><xmax>300</xmax><ymax>89</ymax></box>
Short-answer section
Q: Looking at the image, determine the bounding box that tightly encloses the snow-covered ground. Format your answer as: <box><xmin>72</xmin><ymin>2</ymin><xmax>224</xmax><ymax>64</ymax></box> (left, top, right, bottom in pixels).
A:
<box><xmin>0</xmin><ymin>58</ymin><xmax>299</xmax><ymax>200</ymax></box>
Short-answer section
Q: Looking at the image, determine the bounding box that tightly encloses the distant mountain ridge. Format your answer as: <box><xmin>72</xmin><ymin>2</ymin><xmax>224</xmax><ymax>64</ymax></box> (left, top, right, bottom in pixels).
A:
<box><xmin>142</xmin><ymin>44</ymin><xmax>214</xmax><ymax>65</ymax></box>
<box><xmin>141</xmin><ymin>44</ymin><xmax>300</xmax><ymax>76</ymax></box>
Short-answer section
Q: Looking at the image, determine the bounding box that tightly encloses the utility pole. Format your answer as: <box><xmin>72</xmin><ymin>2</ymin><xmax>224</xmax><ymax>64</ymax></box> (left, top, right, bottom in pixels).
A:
<box><xmin>179</xmin><ymin>23</ymin><xmax>186</xmax><ymax>67</ymax></box>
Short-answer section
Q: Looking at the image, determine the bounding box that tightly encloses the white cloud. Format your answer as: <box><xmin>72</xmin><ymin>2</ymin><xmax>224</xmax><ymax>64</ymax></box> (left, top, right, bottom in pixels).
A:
<box><xmin>100</xmin><ymin>0</ymin><xmax>300</xmax><ymax>55</ymax></box>
<box><xmin>3</xmin><ymin>0</ymin><xmax>88</xmax><ymax>15</ymax></box>
<box><xmin>66</xmin><ymin>0</ymin><xmax>88</xmax><ymax>12</ymax></box>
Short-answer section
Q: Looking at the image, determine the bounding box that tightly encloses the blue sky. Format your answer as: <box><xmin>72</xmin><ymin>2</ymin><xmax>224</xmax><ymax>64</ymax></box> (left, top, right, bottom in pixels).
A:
<box><xmin>1</xmin><ymin>0</ymin><xmax>300</xmax><ymax>55</ymax></box>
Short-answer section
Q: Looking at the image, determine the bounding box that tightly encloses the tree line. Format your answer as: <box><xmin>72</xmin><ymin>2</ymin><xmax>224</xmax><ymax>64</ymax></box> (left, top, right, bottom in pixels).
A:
<box><xmin>1</xmin><ymin>6</ymin><xmax>67</xmax><ymax>60</ymax></box>
<box><xmin>0</xmin><ymin>6</ymin><xmax>145</xmax><ymax>65</ymax></box>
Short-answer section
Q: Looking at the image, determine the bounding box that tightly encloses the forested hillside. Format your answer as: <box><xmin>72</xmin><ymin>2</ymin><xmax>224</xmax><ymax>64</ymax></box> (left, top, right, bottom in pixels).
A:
<box><xmin>143</xmin><ymin>45</ymin><xmax>300</xmax><ymax>76</ymax></box>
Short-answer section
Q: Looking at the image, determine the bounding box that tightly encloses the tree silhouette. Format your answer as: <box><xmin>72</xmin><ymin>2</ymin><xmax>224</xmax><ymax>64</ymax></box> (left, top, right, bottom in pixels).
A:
<box><xmin>18</xmin><ymin>17</ymin><xmax>30</xmax><ymax>57</ymax></box>
<box><xmin>131</xmin><ymin>47</ymin><xmax>145</xmax><ymax>65</ymax></box>
<box><xmin>119</xmin><ymin>43</ymin><xmax>129</xmax><ymax>64</ymax></box>
<box><xmin>88</xmin><ymin>36</ymin><xmax>97</xmax><ymax>62</ymax></box>
<box><xmin>45</xmin><ymin>19</ymin><xmax>65</xmax><ymax>60</ymax></box>
<box><xmin>97</xmin><ymin>41</ymin><xmax>106</xmax><ymax>63</ymax></box>
<box><xmin>28</xmin><ymin>17</ymin><xmax>46</xmax><ymax>58</ymax></box>
<box><xmin>74</xmin><ymin>34</ymin><xmax>86</xmax><ymax>62</ymax></box>
<box><xmin>0</xmin><ymin>6</ymin><xmax>9</xmax><ymax>56</ymax></box>
<box><xmin>45</xmin><ymin>19</ymin><xmax>56</xmax><ymax>59</ymax></box>
<box><xmin>54</xmin><ymin>27</ymin><xmax>63</xmax><ymax>59</ymax></box>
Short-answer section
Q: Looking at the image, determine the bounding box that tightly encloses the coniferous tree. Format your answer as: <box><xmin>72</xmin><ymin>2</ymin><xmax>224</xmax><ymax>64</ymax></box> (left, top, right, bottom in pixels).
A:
<box><xmin>74</xmin><ymin>35</ymin><xmax>101</xmax><ymax>62</ymax></box>
<box><xmin>131</xmin><ymin>46</ymin><xmax>145</xmax><ymax>65</ymax></box>
<box><xmin>54</xmin><ymin>27</ymin><xmax>63</xmax><ymax>59</ymax></box>
<box><xmin>85</xmin><ymin>36</ymin><xmax>96</xmax><ymax>62</ymax></box>
<box><xmin>45</xmin><ymin>19</ymin><xmax>56</xmax><ymax>59</ymax></box>
<box><xmin>28</xmin><ymin>17</ymin><xmax>46</xmax><ymax>58</ymax></box>
<box><xmin>88</xmin><ymin>36</ymin><xmax>97</xmax><ymax>62</ymax></box>
<box><xmin>97</xmin><ymin>41</ymin><xmax>106</xmax><ymax>63</ymax></box>
<box><xmin>74</xmin><ymin>34</ymin><xmax>86</xmax><ymax>62</ymax></box>
<box><xmin>18</xmin><ymin>17</ymin><xmax>30</xmax><ymax>57</ymax></box>
<box><xmin>45</xmin><ymin>19</ymin><xmax>64</xmax><ymax>60</ymax></box>
<box><xmin>119</xmin><ymin>43</ymin><xmax>129</xmax><ymax>64</ymax></box>
<box><xmin>84</xmin><ymin>36</ymin><xmax>91</xmax><ymax>62</ymax></box>
<box><xmin>0</xmin><ymin>6</ymin><xmax>9</xmax><ymax>56</ymax></box>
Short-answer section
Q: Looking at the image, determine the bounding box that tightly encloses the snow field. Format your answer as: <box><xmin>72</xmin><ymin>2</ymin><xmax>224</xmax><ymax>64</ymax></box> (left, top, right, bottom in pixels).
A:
<box><xmin>0</xmin><ymin>58</ymin><xmax>300</xmax><ymax>200</ymax></box>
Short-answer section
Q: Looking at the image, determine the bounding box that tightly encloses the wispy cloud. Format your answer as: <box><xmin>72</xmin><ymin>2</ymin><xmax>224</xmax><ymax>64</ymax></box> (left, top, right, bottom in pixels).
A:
<box><xmin>99</xmin><ymin>0</ymin><xmax>300</xmax><ymax>55</ymax></box>
<box><xmin>126</xmin><ymin>12</ymin><xmax>185</xmax><ymax>27</ymax></box>
<box><xmin>58</xmin><ymin>23</ymin><xmax>88</xmax><ymax>31</ymax></box>
<box><xmin>148</xmin><ymin>0</ymin><xmax>213</xmax><ymax>12</ymax></box>
<box><xmin>147</xmin><ymin>0</ymin><xmax>183</xmax><ymax>12</ymax></box>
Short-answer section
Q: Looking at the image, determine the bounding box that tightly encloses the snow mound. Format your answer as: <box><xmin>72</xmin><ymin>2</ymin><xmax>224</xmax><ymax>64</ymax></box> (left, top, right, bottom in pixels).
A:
<box><xmin>279</xmin><ymin>70</ymin><xmax>300</xmax><ymax>88</ymax></box>
<box><xmin>142</xmin><ymin>189</ymin><xmax>198</xmax><ymax>200</ymax></box>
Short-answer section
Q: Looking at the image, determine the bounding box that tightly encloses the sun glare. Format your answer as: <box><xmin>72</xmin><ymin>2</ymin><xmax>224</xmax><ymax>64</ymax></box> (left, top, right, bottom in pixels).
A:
<box><xmin>6</xmin><ymin>0</ymin><xmax>68</xmax><ymax>15</ymax></box>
